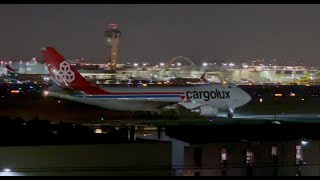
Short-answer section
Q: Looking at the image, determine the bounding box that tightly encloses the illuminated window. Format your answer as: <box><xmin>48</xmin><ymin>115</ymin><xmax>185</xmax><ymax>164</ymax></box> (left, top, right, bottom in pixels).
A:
<box><xmin>221</xmin><ymin>148</ymin><xmax>227</xmax><ymax>169</ymax></box>
<box><xmin>246</xmin><ymin>150</ymin><xmax>254</xmax><ymax>164</ymax></box>
<box><xmin>271</xmin><ymin>146</ymin><xmax>278</xmax><ymax>156</ymax></box>
<box><xmin>296</xmin><ymin>145</ymin><xmax>303</xmax><ymax>165</ymax></box>
<box><xmin>221</xmin><ymin>148</ymin><xmax>227</xmax><ymax>161</ymax></box>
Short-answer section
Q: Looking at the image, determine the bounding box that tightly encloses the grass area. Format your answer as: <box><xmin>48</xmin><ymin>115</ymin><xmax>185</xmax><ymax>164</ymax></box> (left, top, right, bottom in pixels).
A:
<box><xmin>237</xmin><ymin>96</ymin><xmax>320</xmax><ymax>115</ymax></box>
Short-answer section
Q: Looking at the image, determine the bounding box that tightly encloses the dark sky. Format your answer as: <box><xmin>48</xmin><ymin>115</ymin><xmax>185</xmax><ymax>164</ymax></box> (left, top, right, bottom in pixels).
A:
<box><xmin>1</xmin><ymin>4</ymin><xmax>320</xmax><ymax>65</ymax></box>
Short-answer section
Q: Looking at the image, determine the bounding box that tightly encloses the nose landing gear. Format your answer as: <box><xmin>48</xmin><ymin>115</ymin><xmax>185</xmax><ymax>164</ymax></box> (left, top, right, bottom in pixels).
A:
<box><xmin>227</xmin><ymin>108</ymin><xmax>234</xmax><ymax>119</ymax></box>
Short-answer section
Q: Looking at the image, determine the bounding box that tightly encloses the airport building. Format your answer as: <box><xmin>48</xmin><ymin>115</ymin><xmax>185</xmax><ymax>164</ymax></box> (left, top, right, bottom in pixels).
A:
<box><xmin>1</xmin><ymin>59</ymin><xmax>319</xmax><ymax>85</ymax></box>
<box><xmin>166</xmin><ymin>124</ymin><xmax>320</xmax><ymax>176</ymax></box>
<box><xmin>1</xmin><ymin>122</ymin><xmax>320</xmax><ymax>176</ymax></box>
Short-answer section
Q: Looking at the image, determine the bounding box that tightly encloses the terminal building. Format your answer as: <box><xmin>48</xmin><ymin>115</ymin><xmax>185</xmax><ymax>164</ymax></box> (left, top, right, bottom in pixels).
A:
<box><xmin>0</xmin><ymin>57</ymin><xmax>319</xmax><ymax>85</ymax></box>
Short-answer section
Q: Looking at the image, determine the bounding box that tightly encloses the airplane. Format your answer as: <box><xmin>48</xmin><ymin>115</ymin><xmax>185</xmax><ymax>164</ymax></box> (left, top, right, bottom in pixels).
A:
<box><xmin>169</xmin><ymin>72</ymin><xmax>209</xmax><ymax>85</ymax></box>
<box><xmin>0</xmin><ymin>63</ymin><xmax>23</xmax><ymax>83</ymax></box>
<box><xmin>41</xmin><ymin>47</ymin><xmax>252</xmax><ymax>118</ymax></box>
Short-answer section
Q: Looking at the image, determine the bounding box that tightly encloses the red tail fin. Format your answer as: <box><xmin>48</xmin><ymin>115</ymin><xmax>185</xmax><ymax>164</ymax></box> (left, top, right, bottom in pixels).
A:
<box><xmin>41</xmin><ymin>47</ymin><xmax>108</xmax><ymax>95</ymax></box>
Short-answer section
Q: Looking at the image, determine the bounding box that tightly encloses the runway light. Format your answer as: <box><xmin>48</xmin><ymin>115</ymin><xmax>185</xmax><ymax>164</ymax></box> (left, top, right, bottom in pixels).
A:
<box><xmin>3</xmin><ymin>169</ymin><xmax>11</xmax><ymax>172</ymax></box>
<box><xmin>43</xmin><ymin>90</ymin><xmax>49</xmax><ymax>96</ymax></box>
<box><xmin>275</xmin><ymin>93</ymin><xmax>282</xmax><ymax>97</ymax></box>
<box><xmin>10</xmin><ymin>90</ymin><xmax>19</xmax><ymax>94</ymax></box>
<box><xmin>272</xmin><ymin>120</ymin><xmax>281</xmax><ymax>125</ymax></box>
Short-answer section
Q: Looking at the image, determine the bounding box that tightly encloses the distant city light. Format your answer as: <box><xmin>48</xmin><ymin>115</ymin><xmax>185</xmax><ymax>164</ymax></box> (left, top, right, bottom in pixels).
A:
<box><xmin>290</xmin><ymin>93</ymin><xmax>296</xmax><ymax>97</ymax></box>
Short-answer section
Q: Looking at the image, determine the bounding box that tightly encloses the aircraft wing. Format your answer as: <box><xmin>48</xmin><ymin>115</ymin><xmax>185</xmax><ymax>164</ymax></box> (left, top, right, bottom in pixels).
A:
<box><xmin>46</xmin><ymin>90</ymin><xmax>179</xmax><ymax>111</ymax></box>
<box><xmin>46</xmin><ymin>90</ymin><xmax>203</xmax><ymax>112</ymax></box>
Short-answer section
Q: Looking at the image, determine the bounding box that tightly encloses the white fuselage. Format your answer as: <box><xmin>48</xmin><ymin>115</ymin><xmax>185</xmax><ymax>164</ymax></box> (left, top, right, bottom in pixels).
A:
<box><xmin>48</xmin><ymin>83</ymin><xmax>251</xmax><ymax>112</ymax></box>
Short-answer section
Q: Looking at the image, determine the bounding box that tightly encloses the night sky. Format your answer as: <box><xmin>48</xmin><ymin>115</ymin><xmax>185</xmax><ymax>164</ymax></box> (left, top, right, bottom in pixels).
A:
<box><xmin>0</xmin><ymin>4</ymin><xmax>320</xmax><ymax>65</ymax></box>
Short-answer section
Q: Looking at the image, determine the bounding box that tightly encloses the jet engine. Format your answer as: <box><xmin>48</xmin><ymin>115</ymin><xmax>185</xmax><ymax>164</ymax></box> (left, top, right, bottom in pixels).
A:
<box><xmin>190</xmin><ymin>105</ymin><xmax>218</xmax><ymax>117</ymax></box>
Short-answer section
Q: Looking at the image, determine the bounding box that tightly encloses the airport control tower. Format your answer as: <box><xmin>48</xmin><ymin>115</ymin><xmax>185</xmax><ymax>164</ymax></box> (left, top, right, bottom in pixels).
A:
<box><xmin>104</xmin><ymin>22</ymin><xmax>121</xmax><ymax>71</ymax></box>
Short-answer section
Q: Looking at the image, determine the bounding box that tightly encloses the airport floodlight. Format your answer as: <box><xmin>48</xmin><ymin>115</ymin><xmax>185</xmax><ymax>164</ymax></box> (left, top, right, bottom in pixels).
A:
<box><xmin>202</xmin><ymin>63</ymin><xmax>208</xmax><ymax>67</ymax></box>
<box><xmin>134</xmin><ymin>63</ymin><xmax>138</xmax><ymax>67</ymax></box>
<box><xmin>229</xmin><ymin>63</ymin><xmax>235</xmax><ymax>66</ymax></box>
<box><xmin>177</xmin><ymin>62</ymin><xmax>181</xmax><ymax>66</ymax></box>
<box><xmin>160</xmin><ymin>63</ymin><xmax>164</xmax><ymax>66</ymax></box>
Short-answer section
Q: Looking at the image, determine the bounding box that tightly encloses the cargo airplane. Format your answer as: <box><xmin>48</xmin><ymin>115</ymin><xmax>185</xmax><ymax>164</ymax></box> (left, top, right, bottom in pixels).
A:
<box><xmin>41</xmin><ymin>47</ymin><xmax>251</xmax><ymax>118</ymax></box>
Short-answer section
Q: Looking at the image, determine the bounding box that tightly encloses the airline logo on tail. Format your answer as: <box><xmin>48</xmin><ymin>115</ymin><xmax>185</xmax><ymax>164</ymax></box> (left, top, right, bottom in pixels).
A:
<box><xmin>52</xmin><ymin>61</ymin><xmax>75</xmax><ymax>83</ymax></box>
<box><xmin>42</xmin><ymin>47</ymin><xmax>110</xmax><ymax>94</ymax></box>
